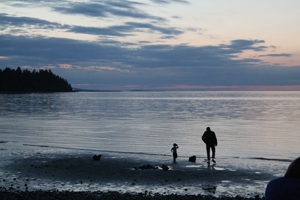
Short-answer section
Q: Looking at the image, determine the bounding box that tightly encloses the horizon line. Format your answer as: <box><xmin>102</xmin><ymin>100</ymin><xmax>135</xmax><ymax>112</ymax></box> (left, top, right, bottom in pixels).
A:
<box><xmin>72</xmin><ymin>85</ymin><xmax>300</xmax><ymax>91</ymax></box>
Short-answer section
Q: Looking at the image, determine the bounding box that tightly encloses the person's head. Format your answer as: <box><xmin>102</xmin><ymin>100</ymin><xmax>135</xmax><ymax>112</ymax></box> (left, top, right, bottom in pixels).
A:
<box><xmin>285</xmin><ymin>157</ymin><xmax>300</xmax><ymax>179</ymax></box>
<box><xmin>173</xmin><ymin>143</ymin><xmax>177</xmax><ymax>147</ymax></box>
<box><xmin>206</xmin><ymin>127</ymin><xmax>210</xmax><ymax>131</ymax></box>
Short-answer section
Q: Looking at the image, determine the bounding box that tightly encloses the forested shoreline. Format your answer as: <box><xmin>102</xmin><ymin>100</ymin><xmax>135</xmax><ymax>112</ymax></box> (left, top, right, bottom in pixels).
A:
<box><xmin>0</xmin><ymin>67</ymin><xmax>73</xmax><ymax>93</ymax></box>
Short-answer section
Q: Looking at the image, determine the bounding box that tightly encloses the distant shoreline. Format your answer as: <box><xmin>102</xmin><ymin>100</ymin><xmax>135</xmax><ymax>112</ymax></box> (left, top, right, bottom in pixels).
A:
<box><xmin>73</xmin><ymin>88</ymin><xmax>122</xmax><ymax>92</ymax></box>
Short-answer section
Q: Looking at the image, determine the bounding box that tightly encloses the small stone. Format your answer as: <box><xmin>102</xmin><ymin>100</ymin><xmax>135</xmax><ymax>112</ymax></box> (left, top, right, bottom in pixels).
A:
<box><xmin>161</xmin><ymin>165</ymin><xmax>169</xmax><ymax>171</ymax></box>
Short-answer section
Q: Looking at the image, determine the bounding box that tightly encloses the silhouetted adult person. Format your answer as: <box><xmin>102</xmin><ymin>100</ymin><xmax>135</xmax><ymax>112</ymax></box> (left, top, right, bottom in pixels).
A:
<box><xmin>202</xmin><ymin>127</ymin><xmax>217</xmax><ymax>163</ymax></box>
<box><xmin>265</xmin><ymin>157</ymin><xmax>300</xmax><ymax>200</ymax></box>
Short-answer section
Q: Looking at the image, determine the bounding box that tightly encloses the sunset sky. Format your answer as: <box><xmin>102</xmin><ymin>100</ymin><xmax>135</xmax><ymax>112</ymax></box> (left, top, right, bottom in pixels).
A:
<box><xmin>1</xmin><ymin>0</ymin><xmax>300</xmax><ymax>90</ymax></box>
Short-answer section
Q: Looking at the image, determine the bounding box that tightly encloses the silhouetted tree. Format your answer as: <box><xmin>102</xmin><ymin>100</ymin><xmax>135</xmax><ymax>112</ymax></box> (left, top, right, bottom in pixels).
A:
<box><xmin>0</xmin><ymin>67</ymin><xmax>73</xmax><ymax>93</ymax></box>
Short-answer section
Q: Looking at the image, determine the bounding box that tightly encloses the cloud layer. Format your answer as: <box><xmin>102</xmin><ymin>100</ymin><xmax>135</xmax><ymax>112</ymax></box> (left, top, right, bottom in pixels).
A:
<box><xmin>0</xmin><ymin>0</ymin><xmax>299</xmax><ymax>90</ymax></box>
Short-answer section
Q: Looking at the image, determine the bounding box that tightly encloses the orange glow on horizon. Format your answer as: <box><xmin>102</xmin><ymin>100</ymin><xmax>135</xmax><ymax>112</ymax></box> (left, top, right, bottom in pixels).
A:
<box><xmin>155</xmin><ymin>85</ymin><xmax>300</xmax><ymax>91</ymax></box>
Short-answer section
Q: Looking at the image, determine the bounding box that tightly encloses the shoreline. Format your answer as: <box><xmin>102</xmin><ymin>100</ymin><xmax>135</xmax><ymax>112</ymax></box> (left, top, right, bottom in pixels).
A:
<box><xmin>0</xmin><ymin>151</ymin><xmax>277</xmax><ymax>198</ymax></box>
<box><xmin>0</xmin><ymin>189</ymin><xmax>265</xmax><ymax>200</ymax></box>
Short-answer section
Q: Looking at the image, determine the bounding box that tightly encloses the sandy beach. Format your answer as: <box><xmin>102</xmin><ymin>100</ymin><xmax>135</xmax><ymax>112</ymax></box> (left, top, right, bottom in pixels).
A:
<box><xmin>0</xmin><ymin>148</ymin><xmax>278</xmax><ymax>199</ymax></box>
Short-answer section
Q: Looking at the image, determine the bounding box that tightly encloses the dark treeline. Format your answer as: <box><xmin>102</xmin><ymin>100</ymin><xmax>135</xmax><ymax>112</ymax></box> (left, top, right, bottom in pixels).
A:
<box><xmin>0</xmin><ymin>67</ymin><xmax>73</xmax><ymax>93</ymax></box>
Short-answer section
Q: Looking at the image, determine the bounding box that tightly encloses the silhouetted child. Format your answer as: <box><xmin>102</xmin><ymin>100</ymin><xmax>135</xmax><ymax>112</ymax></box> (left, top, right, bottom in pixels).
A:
<box><xmin>171</xmin><ymin>143</ymin><xmax>179</xmax><ymax>163</ymax></box>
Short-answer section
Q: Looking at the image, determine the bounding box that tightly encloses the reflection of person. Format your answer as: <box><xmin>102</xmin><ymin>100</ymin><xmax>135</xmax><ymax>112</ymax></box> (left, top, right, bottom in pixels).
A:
<box><xmin>202</xmin><ymin>127</ymin><xmax>217</xmax><ymax>163</ymax></box>
<box><xmin>171</xmin><ymin>143</ymin><xmax>179</xmax><ymax>163</ymax></box>
<box><xmin>265</xmin><ymin>157</ymin><xmax>300</xmax><ymax>200</ymax></box>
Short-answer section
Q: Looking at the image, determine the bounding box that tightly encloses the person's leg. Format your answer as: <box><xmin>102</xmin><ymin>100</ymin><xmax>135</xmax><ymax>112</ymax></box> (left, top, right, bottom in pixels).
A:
<box><xmin>211</xmin><ymin>145</ymin><xmax>216</xmax><ymax>162</ymax></box>
<box><xmin>173</xmin><ymin>153</ymin><xmax>177</xmax><ymax>162</ymax></box>
<box><xmin>211</xmin><ymin>145</ymin><xmax>215</xmax><ymax>159</ymax></box>
<box><xmin>206</xmin><ymin>145</ymin><xmax>210</xmax><ymax>161</ymax></box>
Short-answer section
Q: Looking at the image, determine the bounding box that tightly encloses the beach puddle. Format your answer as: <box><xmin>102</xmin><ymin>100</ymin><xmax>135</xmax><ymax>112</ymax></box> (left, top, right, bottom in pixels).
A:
<box><xmin>221</xmin><ymin>180</ymin><xmax>231</xmax><ymax>183</ymax></box>
<box><xmin>185</xmin><ymin>165</ymin><xmax>201</xmax><ymax>168</ymax></box>
<box><xmin>213</xmin><ymin>167</ymin><xmax>226</xmax><ymax>171</ymax></box>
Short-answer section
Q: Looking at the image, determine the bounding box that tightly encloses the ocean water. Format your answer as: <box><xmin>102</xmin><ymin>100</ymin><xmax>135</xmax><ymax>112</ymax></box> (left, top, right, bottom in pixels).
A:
<box><xmin>1</xmin><ymin>91</ymin><xmax>299</xmax><ymax>160</ymax></box>
<box><xmin>0</xmin><ymin>91</ymin><xmax>300</xmax><ymax>196</ymax></box>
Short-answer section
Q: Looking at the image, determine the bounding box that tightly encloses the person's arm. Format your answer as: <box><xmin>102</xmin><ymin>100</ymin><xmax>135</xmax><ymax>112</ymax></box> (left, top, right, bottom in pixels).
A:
<box><xmin>214</xmin><ymin>133</ymin><xmax>218</xmax><ymax>146</ymax></box>
<box><xmin>202</xmin><ymin>132</ymin><xmax>206</xmax><ymax>143</ymax></box>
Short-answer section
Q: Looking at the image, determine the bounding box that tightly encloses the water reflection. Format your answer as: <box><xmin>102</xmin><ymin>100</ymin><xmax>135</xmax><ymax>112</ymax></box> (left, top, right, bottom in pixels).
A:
<box><xmin>207</xmin><ymin>163</ymin><xmax>216</xmax><ymax>170</ymax></box>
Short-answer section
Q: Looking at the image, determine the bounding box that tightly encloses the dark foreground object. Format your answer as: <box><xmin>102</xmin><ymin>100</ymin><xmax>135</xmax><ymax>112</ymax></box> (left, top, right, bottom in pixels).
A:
<box><xmin>0</xmin><ymin>189</ymin><xmax>264</xmax><ymax>200</ymax></box>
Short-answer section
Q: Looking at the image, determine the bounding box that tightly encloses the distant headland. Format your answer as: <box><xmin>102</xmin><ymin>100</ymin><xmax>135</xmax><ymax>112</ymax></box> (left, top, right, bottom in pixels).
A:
<box><xmin>0</xmin><ymin>67</ymin><xmax>73</xmax><ymax>93</ymax></box>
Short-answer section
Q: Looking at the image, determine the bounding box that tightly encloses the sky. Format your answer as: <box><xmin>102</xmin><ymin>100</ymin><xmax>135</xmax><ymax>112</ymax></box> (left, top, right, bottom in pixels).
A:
<box><xmin>1</xmin><ymin>0</ymin><xmax>300</xmax><ymax>91</ymax></box>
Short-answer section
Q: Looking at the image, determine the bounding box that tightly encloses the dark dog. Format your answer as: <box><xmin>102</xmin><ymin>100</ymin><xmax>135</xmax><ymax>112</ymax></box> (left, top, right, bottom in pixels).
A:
<box><xmin>92</xmin><ymin>154</ymin><xmax>101</xmax><ymax>161</ymax></box>
<box><xmin>189</xmin><ymin>155</ymin><xmax>196</xmax><ymax>162</ymax></box>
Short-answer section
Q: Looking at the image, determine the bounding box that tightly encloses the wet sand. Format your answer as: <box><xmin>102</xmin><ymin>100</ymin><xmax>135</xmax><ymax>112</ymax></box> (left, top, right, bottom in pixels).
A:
<box><xmin>0</xmin><ymin>151</ymin><xmax>275</xmax><ymax>199</ymax></box>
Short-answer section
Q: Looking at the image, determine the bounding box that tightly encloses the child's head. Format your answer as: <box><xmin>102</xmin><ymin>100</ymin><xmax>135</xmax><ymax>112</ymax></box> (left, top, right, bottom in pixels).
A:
<box><xmin>173</xmin><ymin>143</ymin><xmax>177</xmax><ymax>147</ymax></box>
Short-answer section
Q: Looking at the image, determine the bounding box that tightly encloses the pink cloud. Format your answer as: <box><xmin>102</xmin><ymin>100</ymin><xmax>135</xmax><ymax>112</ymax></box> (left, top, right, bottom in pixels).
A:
<box><xmin>59</xmin><ymin>64</ymin><xmax>82</xmax><ymax>69</ymax></box>
<box><xmin>71</xmin><ymin>84</ymin><xmax>90</xmax><ymax>87</ymax></box>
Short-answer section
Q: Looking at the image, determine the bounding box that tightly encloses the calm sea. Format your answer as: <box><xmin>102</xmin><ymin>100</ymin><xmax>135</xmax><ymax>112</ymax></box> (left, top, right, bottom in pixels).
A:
<box><xmin>1</xmin><ymin>91</ymin><xmax>299</xmax><ymax>162</ymax></box>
